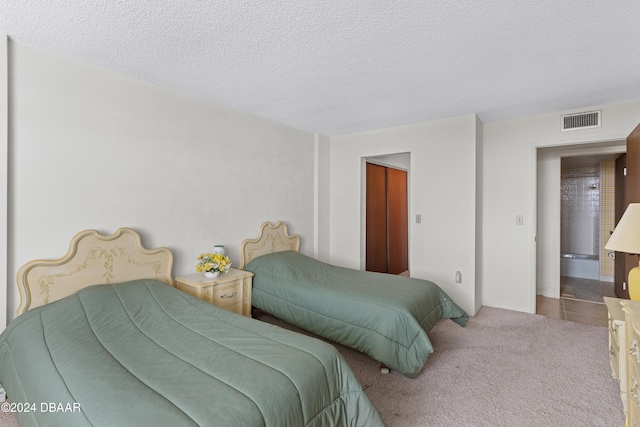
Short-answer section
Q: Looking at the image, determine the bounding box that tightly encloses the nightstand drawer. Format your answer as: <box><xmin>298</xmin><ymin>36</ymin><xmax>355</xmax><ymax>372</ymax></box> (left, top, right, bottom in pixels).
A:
<box><xmin>207</xmin><ymin>281</ymin><xmax>243</xmax><ymax>308</ymax></box>
<box><xmin>175</xmin><ymin>269</ymin><xmax>254</xmax><ymax>317</ymax></box>
<box><xmin>224</xmin><ymin>302</ymin><xmax>247</xmax><ymax>316</ymax></box>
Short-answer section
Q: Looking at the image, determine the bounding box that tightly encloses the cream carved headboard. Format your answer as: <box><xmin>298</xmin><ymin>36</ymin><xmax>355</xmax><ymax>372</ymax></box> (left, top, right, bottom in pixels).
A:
<box><xmin>16</xmin><ymin>228</ymin><xmax>173</xmax><ymax>316</ymax></box>
<box><xmin>239</xmin><ymin>221</ymin><xmax>300</xmax><ymax>269</ymax></box>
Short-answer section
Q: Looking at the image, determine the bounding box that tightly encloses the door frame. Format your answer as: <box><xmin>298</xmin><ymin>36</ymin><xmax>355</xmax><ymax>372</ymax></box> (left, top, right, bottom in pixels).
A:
<box><xmin>533</xmin><ymin>140</ymin><xmax>626</xmax><ymax>309</ymax></box>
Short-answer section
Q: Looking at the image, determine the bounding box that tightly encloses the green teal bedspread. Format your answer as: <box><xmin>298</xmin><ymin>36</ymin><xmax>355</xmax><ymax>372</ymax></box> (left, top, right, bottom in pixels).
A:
<box><xmin>244</xmin><ymin>251</ymin><xmax>468</xmax><ymax>378</ymax></box>
<box><xmin>0</xmin><ymin>279</ymin><xmax>383</xmax><ymax>427</ymax></box>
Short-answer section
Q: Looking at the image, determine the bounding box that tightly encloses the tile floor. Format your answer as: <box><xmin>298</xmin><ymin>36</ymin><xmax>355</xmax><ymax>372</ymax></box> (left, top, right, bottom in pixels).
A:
<box><xmin>536</xmin><ymin>295</ymin><xmax>608</xmax><ymax>327</ymax></box>
<box><xmin>535</xmin><ymin>276</ymin><xmax>613</xmax><ymax>327</ymax></box>
<box><xmin>559</xmin><ymin>276</ymin><xmax>616</xmax><ymax>302</ymax></box>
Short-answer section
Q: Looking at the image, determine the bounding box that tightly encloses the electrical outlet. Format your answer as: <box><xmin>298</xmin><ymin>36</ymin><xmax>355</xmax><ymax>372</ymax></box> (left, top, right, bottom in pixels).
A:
<box><xmin>516</xmin><ymin>215</ymin><xmax>524</xmax><ymax>225</ymax></box>
<box><xmin>455</xmin><ymin>271</ymin><xmax>462</xmax><ymax>283</ymax></box>
<box><xmin>416</xmin><ymin>214</ymin><xmax>421</xmax><ymax>224</ymax></box>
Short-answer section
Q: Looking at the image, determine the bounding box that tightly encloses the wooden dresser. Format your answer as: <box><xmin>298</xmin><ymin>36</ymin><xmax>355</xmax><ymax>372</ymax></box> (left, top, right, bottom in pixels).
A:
<box><xmin>605</xmin><ymin>297</ymin><xmax>628</xmax><ymax>418</ymax></box>
<box><xmin>621</xmin><ymin>300</ymin><xmax>640</xmax><ymax>427</ymax></box>
<box><xmin>175</xmin><ymin>268</ymin><xmax>253</xmax><ymax>317</ymax></box>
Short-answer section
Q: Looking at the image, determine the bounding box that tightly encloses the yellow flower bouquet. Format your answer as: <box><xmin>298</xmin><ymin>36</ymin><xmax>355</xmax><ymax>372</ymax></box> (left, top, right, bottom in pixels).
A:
<box><xmin>196</xmin><ymin>252</ymin><xmax>231</xmax><ymax>277</ymax></box>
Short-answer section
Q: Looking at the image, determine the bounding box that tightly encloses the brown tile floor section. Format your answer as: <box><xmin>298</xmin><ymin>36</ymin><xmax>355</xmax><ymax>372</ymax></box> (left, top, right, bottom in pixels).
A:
<box><xmin>536</xmin><ymin>295</ymin><xmax>608</xmax><ymax>327</ymax></box>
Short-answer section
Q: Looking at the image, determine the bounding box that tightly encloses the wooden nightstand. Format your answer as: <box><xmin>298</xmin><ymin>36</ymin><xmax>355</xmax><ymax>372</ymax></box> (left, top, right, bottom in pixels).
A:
<box><xmin>175</xmin><ymin>268</ymin><xmax>253</xmax><ymax>317</ymax></box>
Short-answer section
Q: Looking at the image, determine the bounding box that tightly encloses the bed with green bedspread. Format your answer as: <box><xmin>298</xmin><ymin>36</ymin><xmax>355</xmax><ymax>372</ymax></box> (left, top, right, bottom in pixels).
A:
<box><xmin>244</xmin><ymin>251</ymin><xmax>469</xmax><ymax>378</ymax></box>
<box><xmin>0</xmin><ymin>279</ymin><xmax>383</xmax><ymax>427</ymax></box>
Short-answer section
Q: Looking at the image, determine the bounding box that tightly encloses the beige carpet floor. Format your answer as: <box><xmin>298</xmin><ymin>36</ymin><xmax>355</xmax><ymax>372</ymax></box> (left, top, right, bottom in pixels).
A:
<box><xmin>259</xmin><ymin>306</ymin><xmax>624</xmax><ymax>427</ymax></box>
<box><xmin>0</xmin><ymin>306</ymin><xmax>624</xmax><ymax>426</ymax></box>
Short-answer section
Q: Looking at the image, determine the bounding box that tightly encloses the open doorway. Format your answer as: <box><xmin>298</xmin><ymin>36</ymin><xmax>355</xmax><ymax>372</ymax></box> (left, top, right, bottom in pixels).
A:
<box><xmin>559</xmin><ymin>155</ymin><xmax>618</xmax><ymax>303</ymax></box>
<box><xmin>536</xmin><ymin>140</ymin><xmax>626</xmax><ymax>299</ymax></box>
<box><xmin>536</xmin><ymin>141</ymin><xmax>625</xmax><ymax>324</ymax></box>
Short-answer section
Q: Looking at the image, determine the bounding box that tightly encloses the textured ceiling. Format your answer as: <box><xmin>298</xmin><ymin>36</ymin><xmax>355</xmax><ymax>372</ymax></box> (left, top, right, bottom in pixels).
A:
<box><xmin>1</xmin><ymin>1</ymin><xmax>640</xmax><ymax>136</ymax></box>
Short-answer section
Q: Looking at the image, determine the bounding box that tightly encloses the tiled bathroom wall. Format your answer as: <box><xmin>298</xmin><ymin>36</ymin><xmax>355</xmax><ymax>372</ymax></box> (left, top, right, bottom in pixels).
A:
<box><xmin>600</xmin><ymin>160</ymin><xmax>615</xmax><ymax>279</ymax></box>
<box><xmin>561</xmin><ymin>167</ymin><xmax>600</xmax><ymax>256</ymax></box>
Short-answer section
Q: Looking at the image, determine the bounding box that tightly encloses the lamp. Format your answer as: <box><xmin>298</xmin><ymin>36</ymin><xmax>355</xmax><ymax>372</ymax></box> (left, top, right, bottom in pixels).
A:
<box><xmin>605</xmin><ymin>203</ymin><xmax>640</xmax><ymax>300</ymax></box>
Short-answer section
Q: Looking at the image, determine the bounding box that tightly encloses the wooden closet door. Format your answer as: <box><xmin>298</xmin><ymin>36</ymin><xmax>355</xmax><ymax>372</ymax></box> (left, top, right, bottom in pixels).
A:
<box><xmin>387</xmin><ymin>168</ymin><xmax>408</xmax><ymax>274</ymax></box>
<box><xmin>366</xmin><ymin>163</ymin><xmax>388</xmax><ymax>273</ymax></box>
<box><xmin>613</xmin><ymin>122</ymin><xmax>640</xmax><ymax>298</ymax></box>
<box><xmin>627</xmin><ymin>123</ymin><xmax>640</xmax><ymax>203</ymax></box>
<box><xmin>623</xmin><ymin>124</ymin><xmax>640</xmax><ymax>297</ymax></box>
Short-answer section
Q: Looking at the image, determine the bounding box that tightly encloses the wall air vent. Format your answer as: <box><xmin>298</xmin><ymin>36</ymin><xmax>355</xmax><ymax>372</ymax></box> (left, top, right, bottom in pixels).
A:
<box><xmin>561</xmin><ymin>110</ymin><xmax>601</xmax><ymax>132</ymax></box>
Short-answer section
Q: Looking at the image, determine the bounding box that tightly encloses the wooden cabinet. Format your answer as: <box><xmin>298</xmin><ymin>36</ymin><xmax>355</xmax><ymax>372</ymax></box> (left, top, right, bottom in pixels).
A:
<box><xmin>622</xmin><ymin>300</ymin><xmax>640</xmax><ymax>427</ymax></box>
<box><xmin>175</xmin><ymin>268</ymin><xmax>253</xmax><ymax>317</ymax></box>
<box><xmin>605</xmin><ymin>297</ymin><xmax>628</xmax><ymax>417</ymax></box>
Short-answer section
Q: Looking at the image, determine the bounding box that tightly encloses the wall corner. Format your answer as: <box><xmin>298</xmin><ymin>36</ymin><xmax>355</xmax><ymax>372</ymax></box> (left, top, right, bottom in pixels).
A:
<box><xmin>314</xmin><ymin>133</ymin><xmax>330</xmax><ymax>262</ymax></box>
<box><xmin>475</xmin><ymin>115</ymin><xmax>483</xmax><ymax>314</ymax></box>
<box><xmin>1</xmin><ymin>34</ymin><xmax>8</xmax><ymax>330</ymax></box>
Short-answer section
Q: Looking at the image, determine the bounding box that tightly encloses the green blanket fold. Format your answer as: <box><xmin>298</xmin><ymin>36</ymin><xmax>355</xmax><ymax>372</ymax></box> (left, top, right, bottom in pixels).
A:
<box><xmin>244</xmin><ymin>251</ymin><xmax>468</xmax><ymax>378</ymax></box>
<box><xmin>0</xmin><ymin>279</ymin><xmax>384</xmax><ymax>427</ymax></box>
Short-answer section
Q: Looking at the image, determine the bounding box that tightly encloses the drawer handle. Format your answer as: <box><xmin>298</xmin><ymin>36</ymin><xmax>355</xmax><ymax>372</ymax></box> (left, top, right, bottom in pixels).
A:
<box><xmin>631</xmin><ymin>339</ymin><xmax>640</xmax><ymax>363</ymax></box>
<box><xmin>610</xmin><ymin>321</ymin><xmax>617</xmax><ymax>333</ymax></box>
<box><xmin>221</xmin><ymin>292</ymin><xmax>237</xmax><ymax>299</ymax></box>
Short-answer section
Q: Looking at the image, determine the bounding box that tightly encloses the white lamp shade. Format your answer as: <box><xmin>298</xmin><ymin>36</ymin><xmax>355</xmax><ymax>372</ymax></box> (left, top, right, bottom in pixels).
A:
<box><xmin>605</xmin><ymin>203</ymin><xmax>640</xmax><ymax>254</ymax></box>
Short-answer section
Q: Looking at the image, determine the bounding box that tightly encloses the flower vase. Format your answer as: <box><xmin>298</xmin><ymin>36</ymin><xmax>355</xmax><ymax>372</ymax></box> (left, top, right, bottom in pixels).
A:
<box><xmin>204</xmin><ymin>271</ymin><xmax>220</xmax><ymax>279</ymax></box>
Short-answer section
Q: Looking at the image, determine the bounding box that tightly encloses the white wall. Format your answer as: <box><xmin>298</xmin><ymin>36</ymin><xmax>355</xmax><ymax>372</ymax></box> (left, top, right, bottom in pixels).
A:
<box><xmin>537</xmin><ymin>149</ymin><xmax>561</xmax><ymax>298</ymax></box>
<box><xmin>6</xmin><ymin>40</ymin><xmax>640</xmax><ymax>325</ymax></box>
<box><xmin>0</xmin><ymin>35</ymin><xmax>8</xmax><ymax>330</ymax></box>
<box><xmin>474</xmin><ymin>115</ymin><xmax>483</xmax><ymax>313</ymax></box>
<box><xmin>329</xmin><ymin>115</ymin><xmax>480</xmax><ymax>314</ymax></box>
<box><xmin>6</xmin><ymin>40</ymin><xmax>316</xmax><ymax>323</ymax></box>
<box><xmin>367</xmin><ymin>153</ymin><xmax>411</xmax><ymax>171</ymax></box>
<box><xmin>483</xmin><ymin>100</ymin><xmax>640</xmax><ymax>313</ymax></box>
<box><xmin>314</xmin><ymin>133</ymin><xmax>330</xmax><ymax>263</ymax></box>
